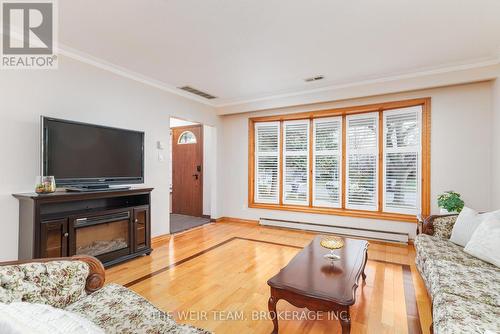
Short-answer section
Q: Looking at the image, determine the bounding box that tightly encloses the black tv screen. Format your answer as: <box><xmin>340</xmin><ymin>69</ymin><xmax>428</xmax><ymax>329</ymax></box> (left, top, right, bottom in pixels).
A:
<box><xmin>42</xmin><ymin>117</ymin><xmax>144</xmax><ymax>186</ymax></box>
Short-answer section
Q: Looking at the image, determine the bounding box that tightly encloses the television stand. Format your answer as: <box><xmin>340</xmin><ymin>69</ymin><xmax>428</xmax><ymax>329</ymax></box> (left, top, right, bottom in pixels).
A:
<box><xmin>13</xmin><ymin>187</ymin><xmax>153</xmax><ymax>267</ymax></box>
<box><xmin>65</xmin><ymin>185</ymin><xmax>131</xmax><ymax>192</ymax></box>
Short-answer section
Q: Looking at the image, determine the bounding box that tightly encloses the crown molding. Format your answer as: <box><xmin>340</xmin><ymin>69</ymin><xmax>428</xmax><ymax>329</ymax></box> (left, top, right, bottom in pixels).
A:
<box><xmin>214</xmin><ymin>56</ymin><xmax>500</xmax><ymax>109</ymax></box>
<box><xmin>57</xmin><ymin>44</ymin><xmax>217</xmax><ymax>107</ymax></box>
<box><xmin>1</xmin><ymin>29</ymin><xmax>216</xmax><ymax>107</ymax></box>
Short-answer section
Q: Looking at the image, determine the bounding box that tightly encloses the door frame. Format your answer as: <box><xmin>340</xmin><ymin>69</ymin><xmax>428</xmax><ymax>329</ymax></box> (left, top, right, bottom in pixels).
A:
<box><xmin>171</xmin><ymin>124</ymin><xmax>204</xmax><ymax>217</ymax></box>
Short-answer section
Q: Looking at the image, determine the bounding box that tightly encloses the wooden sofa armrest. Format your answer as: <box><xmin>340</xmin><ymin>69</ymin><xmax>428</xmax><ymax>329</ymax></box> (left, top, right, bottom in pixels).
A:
<box><xmin>418</xmin><ymin>214</ymin><xmax>458</xmax><ymax>236</ymax></box>
<box><xmin>0</xmin><ymin>255</ymin><xmax>105</xmax><ymax>294</ymax></box>
<box><xmin>416</xmin><ymin>214</ymin><xmax>425</xmax><ymax>235</ymax></box>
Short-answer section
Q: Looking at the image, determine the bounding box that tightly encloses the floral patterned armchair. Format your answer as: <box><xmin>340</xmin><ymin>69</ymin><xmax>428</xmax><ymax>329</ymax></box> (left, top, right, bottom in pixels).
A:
<box><xmin>0</xmin><ymin>256</ymin><xmax>210</xmax><ymax>334</ymax></box>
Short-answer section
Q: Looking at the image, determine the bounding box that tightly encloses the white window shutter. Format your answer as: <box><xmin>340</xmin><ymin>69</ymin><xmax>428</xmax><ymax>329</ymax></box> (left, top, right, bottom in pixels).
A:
<box><xmin>313</xmin><ymin>117</ymin><xmax>342</xmax><ymax>208</ymax></box>
<box><xmin>254</xmin><ymin>122</ymin><xmax>280</xmax><ymax>204</ymax></box>
<box><xmin>383</xmin><ymin>106</ymin><xmax>422</xmax><ymax>214</ymax></box>
<box><xmin>283</xmin><ymin>120</ymin><xmax>309</xmax><ymax>205</ymax></box>
<box><xmin>346</xmin><ymin>113</ymin><xmax>379</xmax><ymax>211</ymax></box>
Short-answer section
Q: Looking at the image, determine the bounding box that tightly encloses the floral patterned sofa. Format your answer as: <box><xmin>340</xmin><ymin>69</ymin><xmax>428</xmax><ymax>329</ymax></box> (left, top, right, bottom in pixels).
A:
<box><xmin>415</xmin><ymin>215</ymin><xmax>500</xmax><ymax>334</ymax></box>
<box><xmin>0</xmin><ymin>256</ymin><xmax>210</xmax><ymax>334</ymax></box>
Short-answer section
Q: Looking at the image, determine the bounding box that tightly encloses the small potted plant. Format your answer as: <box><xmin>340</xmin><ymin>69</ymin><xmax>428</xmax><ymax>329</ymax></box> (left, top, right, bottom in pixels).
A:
<box><xmin>437</xmin><ymin>191</ymin><xmax>464</xmax><ymax>214</ymax></box>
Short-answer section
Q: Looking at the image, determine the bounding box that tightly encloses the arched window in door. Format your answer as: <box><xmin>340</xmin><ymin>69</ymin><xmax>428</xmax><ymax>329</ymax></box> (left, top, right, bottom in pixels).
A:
<box><xmin>178</xmin><ymin>131</ymin><xmax>197</xmax><ymax>144</ymax></box>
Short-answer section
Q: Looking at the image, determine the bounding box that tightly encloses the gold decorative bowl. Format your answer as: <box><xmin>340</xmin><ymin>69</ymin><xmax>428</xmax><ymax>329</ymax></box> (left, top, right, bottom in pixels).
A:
<box><xmin>320</xmin><ymin>236</ymin><xmax>344</xmax><ymax>260</ymax></box>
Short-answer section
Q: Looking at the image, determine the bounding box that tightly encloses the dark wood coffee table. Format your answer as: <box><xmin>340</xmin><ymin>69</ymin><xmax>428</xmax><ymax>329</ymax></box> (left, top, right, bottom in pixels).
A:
<box><xmin>267</xmin><ymin>236</ymin><xmax>369</xmax><ymax>333</ymax></box>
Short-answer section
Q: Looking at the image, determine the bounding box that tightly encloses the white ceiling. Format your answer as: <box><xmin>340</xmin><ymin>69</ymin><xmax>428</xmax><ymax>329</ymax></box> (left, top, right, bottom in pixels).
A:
<box><xmin>60</xmin><ymin>0</ymin><xmax>500</xmax><ymax>109</ymax></box>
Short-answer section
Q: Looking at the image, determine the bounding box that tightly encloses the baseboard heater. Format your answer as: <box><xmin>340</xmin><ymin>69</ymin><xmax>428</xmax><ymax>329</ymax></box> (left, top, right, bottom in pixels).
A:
<box><xmin>259</xmin><ymin>218</ymin><xmax>409</xmax><ymax>244</ymax></box>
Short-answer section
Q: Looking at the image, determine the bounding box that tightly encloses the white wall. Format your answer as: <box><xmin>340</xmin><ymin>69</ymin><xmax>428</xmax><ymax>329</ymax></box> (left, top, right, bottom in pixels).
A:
<box><xmin>203</xmin><ymin>125</ymin><xmax>217</xmax><ymax>217</ymax></box>
<box><xmin>0</xmin><ymin>55</ymin><xmax>219</xmax><ymax>261</ymax></box>
<box><xmin>220</xmin><ymin>82</ymin><xmax>494</xmax><ymax>239</ymax></box>
<box><xmin>492</xmin><ymin>78</ymin><xmax>500</xmax><ymax>207</ymax></box>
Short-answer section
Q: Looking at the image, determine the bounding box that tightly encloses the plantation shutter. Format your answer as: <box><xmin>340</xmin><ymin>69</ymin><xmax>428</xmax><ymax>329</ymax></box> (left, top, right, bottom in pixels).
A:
<box><xmin>383</xmin><ymin>106</ymin><xmax>422</xmax><ymax>214</ymax></box>
<box><xmin>254</xmin><ymin>122</ymin><xmax>280</xmax><ymax>204</ymax></box>
<box><xmin>346</xmin><ymin>113</ymin><xmax>379</xmax><ymax>211</ymax></box>
<box><xmin>283</xmin><ymin>120</ymin><xmax>309</xmax><ymax>205</ymax></box>
<box><xmin>313</xmin><ymin>117</ymin><xmax>342</xmax><ymax>207</ymax></box>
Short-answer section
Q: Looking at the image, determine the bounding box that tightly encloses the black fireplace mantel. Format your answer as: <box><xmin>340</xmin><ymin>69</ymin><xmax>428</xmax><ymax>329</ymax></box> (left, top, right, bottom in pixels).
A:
<box><xmin>13</xmin><ymin>187</ymin><xmax>153</xmax><ymax>267</ymax></box>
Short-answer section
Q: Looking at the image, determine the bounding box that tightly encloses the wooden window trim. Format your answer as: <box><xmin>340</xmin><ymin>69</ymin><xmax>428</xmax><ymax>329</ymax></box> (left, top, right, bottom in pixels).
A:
<box><xmin>248</xmin><ymin>97</ymin><xmax>431</xmax><ymax>223</ymax></box>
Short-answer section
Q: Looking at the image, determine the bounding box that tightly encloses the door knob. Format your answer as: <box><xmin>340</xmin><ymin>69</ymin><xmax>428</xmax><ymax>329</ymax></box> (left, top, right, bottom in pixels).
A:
<box><xmin>63</xmin><ymin>233</ymin><xmax>69</xmax><ymax>238</ymax></box>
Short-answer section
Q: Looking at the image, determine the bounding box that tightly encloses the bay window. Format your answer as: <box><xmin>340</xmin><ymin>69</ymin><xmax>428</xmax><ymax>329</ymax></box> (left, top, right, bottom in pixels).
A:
<box><xmin>249</xmin><ymin>98</ymin><xmax>431</xmax><ymax>222</ymax></box>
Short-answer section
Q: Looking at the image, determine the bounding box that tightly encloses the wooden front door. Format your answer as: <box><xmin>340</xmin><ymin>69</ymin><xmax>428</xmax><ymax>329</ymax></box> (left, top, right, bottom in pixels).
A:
<box><xmin>172</xmin><ymin>125</ymin><xmax>203</xmax><ymax>216</ymax></box>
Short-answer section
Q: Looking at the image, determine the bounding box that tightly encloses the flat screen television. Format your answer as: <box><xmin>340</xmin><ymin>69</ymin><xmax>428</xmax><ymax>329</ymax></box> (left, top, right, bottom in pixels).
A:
<box><xmin>41</xmin><ymin>116</ymin><xmax>144</xmax><ymax>189</ymax></box>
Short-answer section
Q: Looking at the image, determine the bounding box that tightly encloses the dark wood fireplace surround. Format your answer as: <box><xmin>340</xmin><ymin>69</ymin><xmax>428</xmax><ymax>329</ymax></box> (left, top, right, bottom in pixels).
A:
<box><xmin>13</xmin><ymin>187</ymin><xmax>153</xmax><ymax>267</ymax></box>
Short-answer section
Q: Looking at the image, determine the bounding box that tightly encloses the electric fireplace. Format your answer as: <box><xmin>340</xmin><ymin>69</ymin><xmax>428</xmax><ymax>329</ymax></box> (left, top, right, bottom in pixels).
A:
<box><xmin>73</xmin><ymin>212</ymin><xmax>131</xmax><ymax>258</ymax></box>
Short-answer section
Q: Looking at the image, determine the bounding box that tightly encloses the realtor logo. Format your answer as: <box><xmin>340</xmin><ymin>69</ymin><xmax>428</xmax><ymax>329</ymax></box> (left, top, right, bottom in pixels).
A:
<box><xmin>1</xmin><ymin>0</ymin><xmax>57</xmax><ymax>69</ymax></box>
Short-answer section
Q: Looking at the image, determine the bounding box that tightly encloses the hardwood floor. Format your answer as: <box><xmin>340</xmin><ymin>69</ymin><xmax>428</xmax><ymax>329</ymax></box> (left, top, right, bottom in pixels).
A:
<box><xmin>106</xmin><ymin>221</ymin><xmax>432</xmax><ymax>334</ymax></box>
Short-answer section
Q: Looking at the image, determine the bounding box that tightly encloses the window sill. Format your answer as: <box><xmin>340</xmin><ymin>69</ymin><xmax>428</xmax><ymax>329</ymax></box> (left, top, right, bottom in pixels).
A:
<box><xmin>248</xmin><ymin>202</ymin><xmax>417</xmax><ymax>223</ymax></box>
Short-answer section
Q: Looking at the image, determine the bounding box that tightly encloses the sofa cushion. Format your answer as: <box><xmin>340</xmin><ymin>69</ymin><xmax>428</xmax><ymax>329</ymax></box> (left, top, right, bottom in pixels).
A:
<box><xmin>425</xmin><ymin>259</ymin><xmax>500</xmax><ymax>307</ymax></box>
<box><xmin>0</xmin><ymin>302</ymin><xmax>104</xmax><ymax>334</ymax></box>
<box><xmin>0</xmin><ymin>261</ymin><xmax>89</xmax><ymax>308</ymax></box>
<box><xmin>66</xmin><ymin>283</ymin><xmax>210</xmax><ymax>334</ymax></box>
<box><xmin>450</xmin><ymin>207</ymin><xmax>500</xmax><ymax>247</ymax></box>
<box><xmin>432</xmin><ymin>215</ymin><xmax>457</xmax><ymax>239</ymax></box>
<box><xmin>432</xmin><ymin>292</ymin><xmax>500</xmax><ymax>334</ymax></box>
<box><xmin>464</xmin><ymin>218</ymin><xmax>500</xmax><ymax>268</ymax></box>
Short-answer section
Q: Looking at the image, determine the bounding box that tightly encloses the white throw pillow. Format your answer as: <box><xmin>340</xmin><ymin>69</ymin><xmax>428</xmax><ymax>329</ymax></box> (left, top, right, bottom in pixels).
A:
<box><xmin>464</xmin><ymin>218</ymin><xmax>500</xmax><ymax>268</ymax></box>
<box><xmin>0</xmin><ymin>302</ymin><xmax>103</xmax><ymax>334</ymax></box>
<box><xmin>449</xmin><ymin>207</ymin><xmax>500</xmax><ymax>247</ymax></box>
